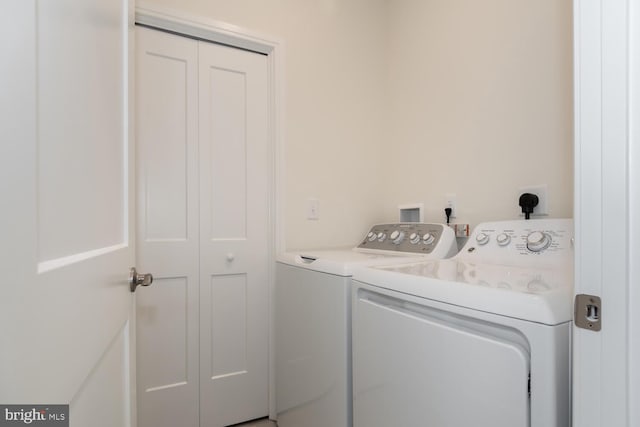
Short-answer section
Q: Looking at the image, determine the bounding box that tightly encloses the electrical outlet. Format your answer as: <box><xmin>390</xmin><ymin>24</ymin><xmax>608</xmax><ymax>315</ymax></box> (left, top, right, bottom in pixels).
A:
<box><xmin>518</xmin><ymin>185</ymin><xmax>548</xmax><ymax>216</ymax></box>
<box><xmin>307</xmin><ymin>198</ymin><xmax>319</xmax><ymax>220</ymax></box>
<box><xmin>445</xmin><ymin>193</ymin><xmax>457</xmax><ymax>219</ymax></box>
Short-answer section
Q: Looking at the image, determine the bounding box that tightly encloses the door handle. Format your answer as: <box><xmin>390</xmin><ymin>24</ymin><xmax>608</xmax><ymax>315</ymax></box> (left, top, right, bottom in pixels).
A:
<box><xmin>129</xmin><ymin>267</ymin><xmax>153</xmax><ymax>292</ymax></box>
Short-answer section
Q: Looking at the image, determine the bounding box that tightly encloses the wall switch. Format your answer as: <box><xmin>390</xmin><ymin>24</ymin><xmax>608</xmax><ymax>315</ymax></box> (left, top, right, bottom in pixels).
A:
<box><xmin>445</xmin><ymin>193</ymin><xmax>457</xmax><ymax>219</ymax></box>
<box><xmin>307</xmin><ymin>198</ymin><xmax>320</xmax><ymax>220</ymax></box>
<box><xmin>518</xmin><ymin>185</ymin><xmax>548</xmax><ymax>216</ymax></box>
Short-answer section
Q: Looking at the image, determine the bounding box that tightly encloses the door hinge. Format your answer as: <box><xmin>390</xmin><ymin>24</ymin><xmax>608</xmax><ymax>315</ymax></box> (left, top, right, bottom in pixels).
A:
<box><xmin>574</xmin><ymin>294</ymin><xmax>601</xmax><ymax>331</ymax></box>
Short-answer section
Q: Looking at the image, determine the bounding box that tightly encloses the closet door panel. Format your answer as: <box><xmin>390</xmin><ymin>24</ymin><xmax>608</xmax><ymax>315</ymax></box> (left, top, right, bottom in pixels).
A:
<box><xmin>135</xmin><ymin>26</ymin><xmax>200</xmax><ymax>427</ymax></box>
<box><xmin>207</xmin><ymin>66</ymin><xmax>248</xmax><ymax>240</ymax></box>
<box><xmin>199</xmin><ymin>41</ymin><xmax>269</xmax><ymax>427</ymax></box>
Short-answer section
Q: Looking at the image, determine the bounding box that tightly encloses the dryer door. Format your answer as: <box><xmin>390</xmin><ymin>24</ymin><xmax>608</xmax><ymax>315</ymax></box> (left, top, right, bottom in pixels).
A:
<box><xmin>353</xmin><ymin>284</ymin><xmax>530</xmax><ymax>427</ymax></box>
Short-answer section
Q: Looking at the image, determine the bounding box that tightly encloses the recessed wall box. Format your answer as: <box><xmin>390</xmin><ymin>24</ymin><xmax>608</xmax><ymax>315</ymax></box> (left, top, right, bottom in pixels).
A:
<box><xmin>398</xmin><ymin>203</ymin><xmax>424</xmax><ymax>223</ymax></box>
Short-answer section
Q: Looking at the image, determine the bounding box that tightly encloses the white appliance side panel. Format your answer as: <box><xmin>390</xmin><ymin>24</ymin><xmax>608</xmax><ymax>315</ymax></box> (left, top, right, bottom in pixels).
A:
<box><xmin>275</xmin><ymin>263</ymin><xmax>351</xmax><ymax>427</ymax></box>
<box><xmin>353</xmin><ymin>288</ymin><xmax>530</xmax><ymax>427</ymax></box>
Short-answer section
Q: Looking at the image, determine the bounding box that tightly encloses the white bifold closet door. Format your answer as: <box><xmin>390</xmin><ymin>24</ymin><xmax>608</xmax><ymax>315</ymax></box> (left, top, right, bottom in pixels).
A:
<box><xmin>135</xmin><ymin>26</ymin><xmax>269</xmax><ymax>427</ymax></box>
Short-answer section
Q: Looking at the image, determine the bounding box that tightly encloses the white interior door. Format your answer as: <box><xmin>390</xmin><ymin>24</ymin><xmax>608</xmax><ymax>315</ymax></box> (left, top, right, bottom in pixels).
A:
<box><xmin>0</xmin><ymin>1</ymin><xmax>135</xmax><ymax>426</ymax></box>
<box><xmin>135</xmin><ymin>27</ymin><xmax>200</xmax><ymax>427</ymax></box>
<box><xmin>135</xmin><ymin>26</ymin><xmax>270</xmax><ymax>427</ymax></box>
<box><xmin>198</xmin><ymin>39</ymin><xmax>269</xmax><ymax>427</ymax></box>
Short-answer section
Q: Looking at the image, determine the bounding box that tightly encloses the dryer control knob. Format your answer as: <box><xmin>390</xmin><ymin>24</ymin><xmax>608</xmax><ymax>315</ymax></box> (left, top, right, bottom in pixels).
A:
<box><xmin>409</xmin><ymin>232</ymin><xmax>421</xmax><ymax>244</ymax></box>
<box><xmin>376</xmin><ymin>232</ymin><xmax>387</xmax><ymax>242</ymax></box>
<box><xmin>476</xmin><ymin>232</ymin><xmax>490</xmax><ymax>245</ymax></box>
<box><xmin>390</xmin><ymin>230</ymin><xmax>405</xmax><ymax>244</ymax></box>
<box><xmin>367</xmin><ymin>231</ymin><xmax>377</xmax><ymax>242</ymax></box>
<box><xmin>526</xmin><ymin>231</ymin><xmax>551</xmax><ymax>252</ymax></box>
<box><xmin>422</xmin><ymin>233</ymin><xmax>435</xmax><ymax>245</ymax></box>
<box><xmin>496</xmin><ymin>233</ymin><xmax>511</xmax><ymax>246</ymax></box>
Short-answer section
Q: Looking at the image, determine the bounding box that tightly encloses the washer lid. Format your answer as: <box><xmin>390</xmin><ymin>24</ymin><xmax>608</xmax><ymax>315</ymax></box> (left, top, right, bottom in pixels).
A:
<box><xmin>353</xmin><ymin>259</ymin><xmax>573</xmax><ymax>325</ymax></box>
<box><xmin>277</xmin><ymin>249</ymin><xmax>424</xmax><ymax>276</ymax></box>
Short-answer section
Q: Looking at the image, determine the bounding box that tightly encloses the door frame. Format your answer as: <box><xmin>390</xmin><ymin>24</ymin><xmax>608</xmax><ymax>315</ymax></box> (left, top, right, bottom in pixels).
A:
<box><xmin>134</xmin><ymin>2</ymin><xmax>285</xmax><ymax>419</ymax></box>
<box><xmin>573</xmin><ymin>0</ymin><xmax>639</xmax><ymax>425</ymax></box>
<box><xmin>631</xmin><ymin>0</ymin><xmax>640</xmax><ymax>421</ymax></box>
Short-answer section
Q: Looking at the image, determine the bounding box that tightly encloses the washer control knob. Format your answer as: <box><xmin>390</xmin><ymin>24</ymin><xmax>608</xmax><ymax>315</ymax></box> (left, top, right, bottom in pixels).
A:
<box><xmin>367</xmin><ymin>231</ymin><xmax>377</xmax><ymax>242</ymax></box>
<box><xmin>409</xmin><ymin>232</ymin><xmax>421</xmax><ymax>244</ymax></box>
<box><xmin>390</xmin><ymin>230</ymin><xmax>405</xmax><ymax>244</ymax></box>
<box><xmin>422</xmin><ymin>233</ymin><xmax>435</xmax><ymax>245</ymax></box>
<box><xmin>526</xmin><ymin>231</ymin><xmax>551</xmax><ymax>252</ymax></box>
<box><xmin>476</xmin><ymin>232</ymin><xmax>490</xmax><ymax>245</ymax></box>
<box><xmin>496</xmin><ymin>233</ymin><xmax>511</xmax><ymax>246</ymax></box>
<box><xmin>376</xmin><ymin>232</ymin><xmax>387</xmax><ymax>242</ymax></box>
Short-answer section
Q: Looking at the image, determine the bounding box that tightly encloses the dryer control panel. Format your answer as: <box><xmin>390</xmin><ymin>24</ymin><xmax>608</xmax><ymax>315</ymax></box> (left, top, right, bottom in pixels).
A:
<box><xmin>459</xmin><ymin>218</ymin><xmax>573</xmax><ymax>268</ymax></box>
<box><xmin>356</xmin><ymin>223</ymin><xmax>457</xmax><ymax>258</ymax></box>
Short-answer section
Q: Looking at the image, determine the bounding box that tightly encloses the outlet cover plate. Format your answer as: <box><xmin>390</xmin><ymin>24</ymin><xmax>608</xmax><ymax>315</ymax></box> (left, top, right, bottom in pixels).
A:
<box><xmin>445</xmin><ymin>193</ymin><xmax>457</xmax><ymax>219</ymax></box>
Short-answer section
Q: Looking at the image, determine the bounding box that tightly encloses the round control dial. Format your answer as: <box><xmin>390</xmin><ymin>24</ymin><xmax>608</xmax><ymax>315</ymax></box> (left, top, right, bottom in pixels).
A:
<box><xmin>376</xmin><ymin>232</ymin><xmax>386</xmax><ymax>242</ymax></box>
<box><xmin>496</xmin><ymin>233</ymin><xmax>511</xmax><ymax>246</ymax></box>
<box><xmin>526</xmin><ymin>231</ymin><xmax>551</xmax><ymax>252</ymax></box>
<box><xmin>390</xmin><ymin>230</ymin><xmax>405</xmax><ymax>245</ymax></box>
<box><xmin>367</xmin><ymin>231</ymin><xmax>376</xmax><ymax>242</ymax></box>
<box><xmin>422</xmin><ymin>233</ymin><xmax>435</xmax><ymax>245</ymax></box>
<box><xmin>409</xmin><ymin>232</ymin><xmax>421</xmax><ymax>244</ymax></box>
<box><xmin>475</xmin><ymin>232</ymin><xmax>490</xmax><ymax>245</ymax></box>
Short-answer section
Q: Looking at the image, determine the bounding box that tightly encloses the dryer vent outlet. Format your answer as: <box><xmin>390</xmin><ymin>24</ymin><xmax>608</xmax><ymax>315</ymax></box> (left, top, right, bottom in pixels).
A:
<box><xmin>399</xmin><ymin>203</ymin><xmax>424</xmax><ymax>223</ymax></box>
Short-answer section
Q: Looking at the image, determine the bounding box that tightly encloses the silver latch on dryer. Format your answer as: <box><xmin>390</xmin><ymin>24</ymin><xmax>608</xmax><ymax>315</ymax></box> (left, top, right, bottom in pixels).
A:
<box><xmin>574</xmin><ymin>294</ymin><xmax>601</xmax><ymax>331</ymax></box>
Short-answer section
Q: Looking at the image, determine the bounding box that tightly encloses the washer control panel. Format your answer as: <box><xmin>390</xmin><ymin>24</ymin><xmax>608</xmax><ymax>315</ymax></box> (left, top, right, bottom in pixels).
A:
<box><xmin>357</xmin><ymin>223</ymin><xmax>456</xmax><ymax>256</ymax></box>
<box><xmin>461</xmin><ymin>218</ymin><xmax>573</xmax><ymax>268</ymax></box>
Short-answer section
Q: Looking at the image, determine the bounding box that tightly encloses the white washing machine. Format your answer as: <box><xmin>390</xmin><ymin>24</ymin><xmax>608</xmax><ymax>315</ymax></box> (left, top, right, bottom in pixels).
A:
<box><xmin>352</xmin><ymin>218</ymin><xmax>573</xmax><ymax>427</ymax></box>
<box><xmin>275</xmin><ymin>223</ymin><xmax>458</xmax><ymax>427</ymax></box>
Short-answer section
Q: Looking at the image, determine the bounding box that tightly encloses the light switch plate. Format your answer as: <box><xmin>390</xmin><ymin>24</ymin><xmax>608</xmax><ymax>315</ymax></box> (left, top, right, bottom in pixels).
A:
<box><xmin>307</xmin><ymin>198</ymin><xmax>319</xmax><ymax>220</ymax></box>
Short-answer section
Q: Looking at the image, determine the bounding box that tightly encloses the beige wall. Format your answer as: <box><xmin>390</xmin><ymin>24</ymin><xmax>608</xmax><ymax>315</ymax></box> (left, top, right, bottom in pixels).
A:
<box><xmin>139</xmin><ymin>0</ymin><xmax>573</xmax><ymax>249</ymax></box>
<box><xmin>382</xmin><ymin>0</ymin><xmax>574</xmax><ymax>227</ymax></box>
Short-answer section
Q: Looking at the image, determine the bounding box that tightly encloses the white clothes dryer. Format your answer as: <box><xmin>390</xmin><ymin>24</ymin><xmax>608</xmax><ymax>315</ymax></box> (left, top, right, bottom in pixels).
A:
<box><xmin>351</xmin><ymin>218</ymin><xmax>573</xmax><ymax>427</ymax></box>
<box><xmin>275</xmin><ymin>223</ymin><xmax>458</xmax><ymax>427</ymax></box>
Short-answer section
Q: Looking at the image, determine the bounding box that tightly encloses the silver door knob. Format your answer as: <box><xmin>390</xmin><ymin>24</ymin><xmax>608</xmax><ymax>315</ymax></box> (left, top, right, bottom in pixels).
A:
<box><xmin>129</xmin><ymin>267</ymin><xmax>153</xmax><ymax>292</ymax></box>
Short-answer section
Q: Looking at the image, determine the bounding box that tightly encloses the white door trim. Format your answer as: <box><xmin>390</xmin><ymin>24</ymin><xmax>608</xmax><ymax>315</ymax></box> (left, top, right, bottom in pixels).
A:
<box><xmin>133</xmin><ymin>3</ymin><xmax>284</xmax><ymax>419</ymax></box>
<box><xmin>573</xmin><ymin>0</ymin><xmax>637</xmax><ymax>425</ymax></box>
<box><xmin>629</xmin><ymin>0</ymin><xmax>640</xmax><ymax>423</ymax></box>
<box><xmin>136</xmin><ymin>4</ymin><xmax>281</xmax><ymax>56</ymax></box>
